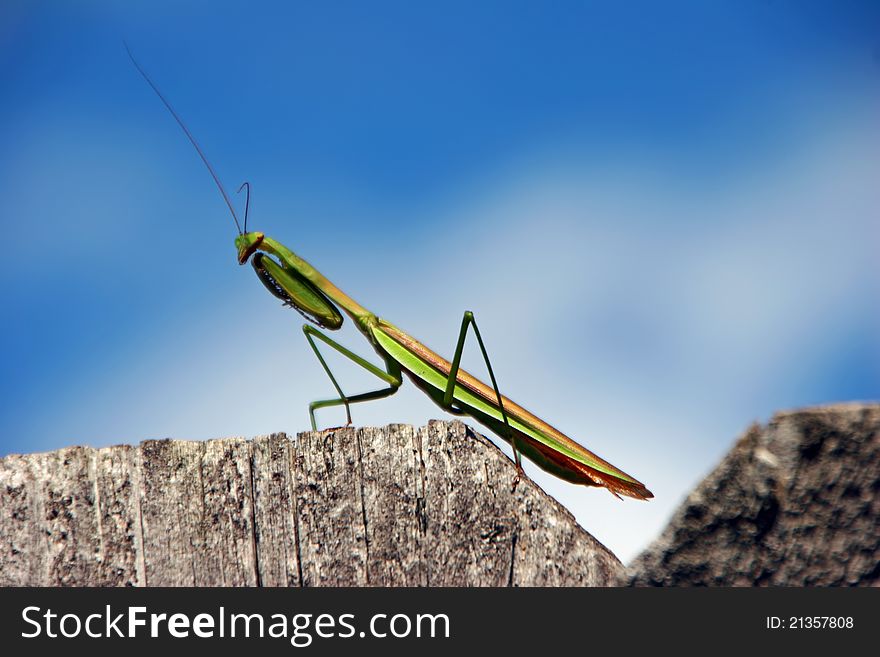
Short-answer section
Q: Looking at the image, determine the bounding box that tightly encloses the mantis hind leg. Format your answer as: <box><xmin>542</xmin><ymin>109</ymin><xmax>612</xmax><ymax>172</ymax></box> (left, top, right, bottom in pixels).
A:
<box><xmin>442</xmin><ymin>311</ymin><xmax>523</xmax><ymax>478</ymax></box>
<box><xmin>302</xmin><ymin>324</ymin><xmax>402</xmax><ymax>431</ymax></box>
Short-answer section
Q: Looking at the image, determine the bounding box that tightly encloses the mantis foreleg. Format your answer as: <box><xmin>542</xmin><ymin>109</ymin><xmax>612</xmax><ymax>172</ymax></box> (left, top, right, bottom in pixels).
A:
<box><xmin>442</xmin><ymin>311</ymin><xmax>521</xmax><ymax>472</ymax></box>
<box><xmin>302</xmin><ymin>324</ymin><xmax>402</xmax><ymax>430</ymax></box>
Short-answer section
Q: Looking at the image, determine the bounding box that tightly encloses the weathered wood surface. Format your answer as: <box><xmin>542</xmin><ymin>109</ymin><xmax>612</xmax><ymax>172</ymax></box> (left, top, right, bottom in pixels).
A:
<box><xmin>626</xmin><ymin>403</ymin><xmax>880</xmax><ymax>586</ymax></box>
<box><xmin>0</xmin><ymin>421</ymin><xmax>622</xmax><ymax>586</ymax></box>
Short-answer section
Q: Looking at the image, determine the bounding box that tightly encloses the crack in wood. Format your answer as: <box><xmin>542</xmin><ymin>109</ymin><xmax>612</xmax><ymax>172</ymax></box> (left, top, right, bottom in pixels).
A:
<box><xmin>507</xmin><ymin>530</ymin><xmax>517</xmax><ymax>587</ymax></box>
<box><xmin>134</xmin><ymin>446</ymin><xmax>147</xmax><ymax>586</ymax></box>
<box><xmin>247</xmin><ymin>443</ymin><xmax>262</xmax><ymax>587</ymax></box>
<box><xmin>354</xmin><ymin>428</ymin><xmax>372</xmax><ymax>585</ymax></box>
<box><xmin>288</xmin><ymin>436</ymin><xmax>305</xmax><ymax>588</ymax></box>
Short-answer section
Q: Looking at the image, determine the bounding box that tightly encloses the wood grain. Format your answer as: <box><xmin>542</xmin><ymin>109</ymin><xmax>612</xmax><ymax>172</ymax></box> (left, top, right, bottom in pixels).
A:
<box><xmin>0</xmin><ymin>421</ymin><xmax>621</xmax><ymax>586</ymax></box>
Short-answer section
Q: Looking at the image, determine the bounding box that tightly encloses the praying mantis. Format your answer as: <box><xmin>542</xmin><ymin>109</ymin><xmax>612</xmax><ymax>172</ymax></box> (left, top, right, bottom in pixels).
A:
<box><xmin>129</xmin><ymin>49</ymin><xmax>653</xmax><ymax>500</ymax></box>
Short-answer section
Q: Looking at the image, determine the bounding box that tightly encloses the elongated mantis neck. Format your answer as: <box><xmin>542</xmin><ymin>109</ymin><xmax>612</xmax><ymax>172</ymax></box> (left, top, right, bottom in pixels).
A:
<box><xmin>259</xmin><ymin>235</ymin><xmax>375</xmax><ymax>327</ymax></box>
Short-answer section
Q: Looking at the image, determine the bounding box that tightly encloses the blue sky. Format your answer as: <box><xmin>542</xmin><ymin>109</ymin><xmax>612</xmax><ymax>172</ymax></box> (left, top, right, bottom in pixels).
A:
<box><xmin>1</xmin><ymin>1</ymin><xmax>878</xmax><ymax>562</ymax></box>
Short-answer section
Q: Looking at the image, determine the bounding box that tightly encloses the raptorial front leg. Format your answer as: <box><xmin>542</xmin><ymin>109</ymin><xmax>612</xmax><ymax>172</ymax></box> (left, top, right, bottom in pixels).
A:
<box><xmin>442</xmin><ymin>311</ymin><xmax>523</xmax><ymax>483</ymax></box>
<box><xmin>302</xmin><ymin>325</ymin><xmax>402</xmax><ymax>430</ymax></box>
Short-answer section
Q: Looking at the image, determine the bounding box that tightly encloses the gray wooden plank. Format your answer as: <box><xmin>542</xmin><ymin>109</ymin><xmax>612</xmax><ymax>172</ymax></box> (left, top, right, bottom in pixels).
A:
<box><xmin>0</xmin><ymin>422</ymin><xmax>625</xmax><ymax>586</ymax></box>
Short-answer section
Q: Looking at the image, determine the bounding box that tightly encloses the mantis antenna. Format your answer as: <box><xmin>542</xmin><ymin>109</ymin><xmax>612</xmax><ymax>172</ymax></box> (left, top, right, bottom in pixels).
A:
<box><xmin>237</xmin><ymin>182</ymin><xmax>251</xmax><ymax>233</ymax></box>
<box><xmin>125</xmin><ymin>42</ymin><xmax>244</xmax><ymax>235</ymax></box>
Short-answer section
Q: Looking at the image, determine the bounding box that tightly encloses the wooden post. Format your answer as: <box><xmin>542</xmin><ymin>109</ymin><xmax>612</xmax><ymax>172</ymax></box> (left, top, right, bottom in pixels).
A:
<box><xmin>0</xmin><ymin>421</ymin><xmax>622</xmax><ymax>586</ymax></box>
<box><xmin>626</xmin><ymin>404</ymin><xmax>880</xmax><ymax>586</ymax></box>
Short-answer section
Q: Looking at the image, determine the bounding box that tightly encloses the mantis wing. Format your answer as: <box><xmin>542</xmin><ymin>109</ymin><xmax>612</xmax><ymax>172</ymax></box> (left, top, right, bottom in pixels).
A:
<box><xmin>372</xmin><ymin>319</ymin><xmax>652</xmax><ymax>500</ymax></box>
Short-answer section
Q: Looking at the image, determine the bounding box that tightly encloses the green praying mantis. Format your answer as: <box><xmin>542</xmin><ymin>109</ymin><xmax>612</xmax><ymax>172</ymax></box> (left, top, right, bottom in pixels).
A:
<box><xmin>129</xmin><ymin>49</ymin><xmax>652</xmax><ymax>500</ymax></box>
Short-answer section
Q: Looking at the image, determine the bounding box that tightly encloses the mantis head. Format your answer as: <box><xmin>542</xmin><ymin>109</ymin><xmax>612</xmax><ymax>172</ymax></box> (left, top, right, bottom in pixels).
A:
<box><xmin>235</xmin><ymin>232</ymin><xmax>265</xmax><ymax>265</ymax></box>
